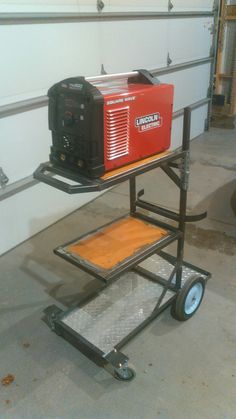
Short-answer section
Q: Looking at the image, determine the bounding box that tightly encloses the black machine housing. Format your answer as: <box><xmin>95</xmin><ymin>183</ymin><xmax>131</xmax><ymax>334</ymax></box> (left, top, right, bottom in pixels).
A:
<box><xmin>48</xmin><ymin>70</ymin><xmax>161</xmax><ymax>178</ymax></box>
<box><xmin>48</xmin><ymin>77</ymin><xmax>105</xmax><ymax>178</ymax></box>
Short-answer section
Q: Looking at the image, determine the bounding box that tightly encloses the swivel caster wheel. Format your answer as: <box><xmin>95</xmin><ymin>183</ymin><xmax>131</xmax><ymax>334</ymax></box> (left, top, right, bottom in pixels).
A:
<box><xmin>171</xmin><ymin>275</ymin><xmax>205</xmax><ymax>321</ymax></box>
<box><xmin>114</xmin><ymin>364</ymin><xmax>136</xmax><ymax>381</ymax></box>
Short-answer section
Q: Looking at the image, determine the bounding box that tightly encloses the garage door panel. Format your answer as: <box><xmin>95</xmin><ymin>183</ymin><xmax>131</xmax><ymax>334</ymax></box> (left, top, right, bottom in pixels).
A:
<box><xmin>100</xmin><ymin>20</ymin><xmax>168</xmax><ymax>72</ymax></box>
<box><xmin>159</xmin><ymin>63</ymin><xmax>211</xmax><ymax>111</ymax></box>
<box><xmin>0</xmin><ymin>0</ymin><xmax>96</xmax><ymax>13</ymax></box>
<box><xmin>172</xmin><ymin>0</ymin><xmax>214</xmax><ymax>11</ymax></box>
<box><xmin>103</xmin><ymin>0</ymin><xmax>167</xmax><ymax>12</ymax></box>
<box><xmin>171</xmin><ymin>104</ymin><xmax>208</xmax><ymax>149</ymax></box>
<box><xmin>0</xmin><ymin>0</ymin><xmax>214</xmax><ymax>12</ymax></box>
<box><xmin>1</xmin><ymin>107</ymin><xmax>51</xmax><ymax>184</ymax></box>
<box><xmin>170</xmin><ymin>116</ymin><xmax>184</xmax><ymax>150</ymax></box>
<box><xmin>0</xmin><ymin>22</ymin><xmax>101</xmax><ymax>100</ymax></box>
<box><xmin>190</xmin><ymin>104</ymin><xmax>208</xmax><ymax>139</ymax></box>
<box><xmin>168</xmin><ymin>18</ymin><xmax>213</xmax><ymax>63</ymax></box>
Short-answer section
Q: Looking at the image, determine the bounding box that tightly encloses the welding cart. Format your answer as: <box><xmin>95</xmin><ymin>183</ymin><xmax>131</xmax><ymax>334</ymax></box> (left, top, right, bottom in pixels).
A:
<box><xmin>34</xmin><ymin>106</ymin><xmax>210</xmax><ymax>381</ymax></box>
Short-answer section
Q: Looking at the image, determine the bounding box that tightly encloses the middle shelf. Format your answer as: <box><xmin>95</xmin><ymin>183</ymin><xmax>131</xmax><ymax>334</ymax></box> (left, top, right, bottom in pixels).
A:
<box><xmin>54</xmin><ymin>214</ymin><xmax>181</xmax><ymax>282</ymax></box>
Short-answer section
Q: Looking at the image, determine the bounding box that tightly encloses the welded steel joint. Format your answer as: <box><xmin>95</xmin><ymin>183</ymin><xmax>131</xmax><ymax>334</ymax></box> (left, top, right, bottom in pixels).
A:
<box><xmin>180</xmin><ymin>152</ymin><xmax>190</xmax><ymax>190</ymax></box>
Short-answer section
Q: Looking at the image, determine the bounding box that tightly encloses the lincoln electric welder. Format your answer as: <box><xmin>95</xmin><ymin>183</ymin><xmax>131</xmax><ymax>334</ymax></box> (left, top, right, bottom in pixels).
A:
<box><xmin>48</xmin><ymin>70</ymin><xmax>174</xmax><ymax>178</ymax></box>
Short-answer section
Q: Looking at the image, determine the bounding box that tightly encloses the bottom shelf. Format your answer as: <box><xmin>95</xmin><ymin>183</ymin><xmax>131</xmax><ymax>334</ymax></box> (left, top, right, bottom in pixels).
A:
<box><xmin>61</xmin><ymin>271</ymin><xmax>174</xmax><ymax>355</ymax></box>
<box><xmin>54</xmin><ymin>254</ymin><xmax>209</xmax><ymax>357</ymax></box>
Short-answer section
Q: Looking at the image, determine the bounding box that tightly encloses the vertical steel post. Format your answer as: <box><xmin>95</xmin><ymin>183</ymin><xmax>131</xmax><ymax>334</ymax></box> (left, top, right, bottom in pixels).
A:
<box><xmin>206</xmin><ymin>0</ymin><xmax>221</xmax><ymax>130</ymax></box>
<box><xmin>175</xmin><ymin>107</ymin><xmax>191</xmax><ymax>288</ymax></box>
<box><xmin>129</xmin><ymin>177</ymin><xmax>136</xmax><ymax>214</ymax></box>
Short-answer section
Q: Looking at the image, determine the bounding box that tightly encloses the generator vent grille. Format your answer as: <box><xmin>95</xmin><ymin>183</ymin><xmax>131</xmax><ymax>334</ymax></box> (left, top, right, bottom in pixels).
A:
<box><xmin>106</xmin><ymin>107</ymin><xmax>130</xmax><ymax>160</ymax></box>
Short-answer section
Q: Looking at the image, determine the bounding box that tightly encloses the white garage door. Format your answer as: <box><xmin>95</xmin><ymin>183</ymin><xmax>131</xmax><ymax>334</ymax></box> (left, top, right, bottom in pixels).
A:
<box><xmin>0</xmin><ymin>0</ymin><xmax>217</xmax><ymax>255</ymax></box>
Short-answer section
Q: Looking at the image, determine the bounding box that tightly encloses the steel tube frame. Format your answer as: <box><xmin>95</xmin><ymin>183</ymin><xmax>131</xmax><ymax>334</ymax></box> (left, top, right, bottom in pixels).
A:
<box><xmin>39</xmin><ymin>105</ymin><xmax>211</xmax><ymax>379</ymax></box>
<box><xmin>206</xmin><ymin>0</ymin><xmax>220</xmax><ymax>129</ymax></box>
<box><xmin>129</xmin><ymin>107</ymin><xmax>191</xmax><ymax>290</ymax></box>
<box><xmin>175</xmin><ymin>107</ymin><xmax>191</xmax><ymax>288</ymax></box>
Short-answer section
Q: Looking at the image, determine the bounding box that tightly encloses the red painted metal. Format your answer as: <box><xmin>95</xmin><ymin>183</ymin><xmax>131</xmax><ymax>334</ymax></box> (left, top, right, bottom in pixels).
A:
<box><xmin>95</xmin><ymin>80</ymin><xmax>174</xmax><ymax>172</ymax></box>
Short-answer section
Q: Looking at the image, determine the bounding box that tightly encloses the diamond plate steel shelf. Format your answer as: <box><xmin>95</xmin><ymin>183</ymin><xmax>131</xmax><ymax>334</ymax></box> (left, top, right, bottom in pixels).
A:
<box><xmin>49</xmin><ymin>254</ymin><xmax>210</xmax><ymax>364</ymax></box>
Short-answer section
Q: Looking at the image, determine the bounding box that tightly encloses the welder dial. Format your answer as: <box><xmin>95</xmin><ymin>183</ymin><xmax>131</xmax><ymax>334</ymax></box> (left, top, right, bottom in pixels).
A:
<box><xmin>63</xmin><ymin>111</ymin><xmax>74</xmax><ymax>127</ymax></box>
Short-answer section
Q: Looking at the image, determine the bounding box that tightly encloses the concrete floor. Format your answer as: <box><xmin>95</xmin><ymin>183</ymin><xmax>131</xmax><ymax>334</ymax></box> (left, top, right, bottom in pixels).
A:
<box><xmin>1</xmin><ymin>127</ymin><xmax>236</xmax><ymax>419</ymax></box>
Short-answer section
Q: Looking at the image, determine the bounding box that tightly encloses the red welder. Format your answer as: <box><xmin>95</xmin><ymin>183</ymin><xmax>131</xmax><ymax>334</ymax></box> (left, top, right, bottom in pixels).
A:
<box><xmin>48</xmin><ymin>69</ymin><xmax>174</xmax><ymax>178</ymax></box>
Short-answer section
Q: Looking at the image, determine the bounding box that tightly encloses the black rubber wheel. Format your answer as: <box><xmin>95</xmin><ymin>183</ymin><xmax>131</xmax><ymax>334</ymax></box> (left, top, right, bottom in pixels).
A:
<box><xmin>114</xmin><ymin>366</ymin><xmax>136</xmax><ymax>381</ymax></box>
<box><xmin>171</xmin><ymin>275</ymin><xmax>205</xmax><ymax>321</ymax></box>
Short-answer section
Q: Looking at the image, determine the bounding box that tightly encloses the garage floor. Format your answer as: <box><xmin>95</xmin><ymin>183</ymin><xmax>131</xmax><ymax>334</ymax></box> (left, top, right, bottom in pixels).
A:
<box><xmin>1</xmin><ymin>127</ymin><xmax>236</xmax><ymax>419</ymax></box>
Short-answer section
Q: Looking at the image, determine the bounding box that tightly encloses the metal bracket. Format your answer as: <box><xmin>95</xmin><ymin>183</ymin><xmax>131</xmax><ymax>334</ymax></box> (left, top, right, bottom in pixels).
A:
<box><xmin>167</xmin><ymin>52</ymin><xmax>172</xmax><ymax>67</ymax></box>
<box><xmin>204</xmin><ymin>117</ymin><xmax>209</xmax><ymax>131</ymax></box>
<box><xmin>105</xmin><ymin>349</ymin><xmax>129</xmax><ymax>369</ymax></box>
<box><xmin>207</xmin><ymin>85</ymin><xmax>212</xmax><ymax>98</ymax></box>
<box><xmin>180</xmin><ymin>152</ymin><xmax>190</xmax><ymax>191</ymax></box>
<box><xmin>0</xmin><ymin>167</ymin><xmax>9</xmax><ymax>189</ymax></box>
<box><xmin>168</xmin><ymin>0</ymin><xmax>174</xmax><ymax>12</ymax></box>
<box><xmin>209</xmin><ymin>44</ymin><xmax>215</xmax><ymax>57</ymax></box>
<box><xmin>212</xmin><ymin>0</ymin><xmax>219</xmax><ymax>13</ymax></box>
<box><xmin>43</xmin><ymin>305</ymin><xmax>63</xmax><ymax>331</ymax></box>
<box><xmin>97</xmin><ymin>0</ymin><xmax>105</xmax><ymax>12</ymax></box>
<box><xmin>101</xmin><ymin>64</ymin><xmax>107</xmax><ymax>75</ymax></box>
<box><xmin>209</xmin><ymin>23</ymin><xmax>215</xmax><ymax>35</ymax></box>
<box><xmin>137</xmin><ymin>189</ymin><xmax>145</xmax><ymax>199</ymax></box>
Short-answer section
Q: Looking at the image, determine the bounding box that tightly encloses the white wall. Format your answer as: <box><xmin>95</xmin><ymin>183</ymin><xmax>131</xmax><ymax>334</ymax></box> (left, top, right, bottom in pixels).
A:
<box><xmin>0</xmin><ymin>0</ymin><xmax>214</xmax><ymax>255</ymax></box>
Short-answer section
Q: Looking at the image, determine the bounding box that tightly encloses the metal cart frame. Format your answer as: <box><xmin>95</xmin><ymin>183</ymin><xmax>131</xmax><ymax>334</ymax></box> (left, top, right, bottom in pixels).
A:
<box><xmin>34</xmin><ymin>107</ymin><xmax>210</xmax><ymax>380</ymax></box>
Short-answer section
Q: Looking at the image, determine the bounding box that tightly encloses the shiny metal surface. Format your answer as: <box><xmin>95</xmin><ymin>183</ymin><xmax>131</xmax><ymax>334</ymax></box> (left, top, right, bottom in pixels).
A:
<box><xmin>86</xmin><ymin>71</ymin><xmax>137</xmax><ymax>82</ymax></box>
<box><xmin>139</xmin><ymin>254</ymin><xmax>208</xmax><ymax>284</ymax></box>
<box><xmin>61</xmin><ymin>255</ymin><xmax>207</xmax><ymax>355</ymax></box>
<box><xmin>61</xmin><ymin>270</ymin><xmax>174</xmax><ymax>355</ymax></box>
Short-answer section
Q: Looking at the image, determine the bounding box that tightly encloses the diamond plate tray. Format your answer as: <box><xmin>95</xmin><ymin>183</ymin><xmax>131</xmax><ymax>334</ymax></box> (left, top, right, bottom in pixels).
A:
<box><xmin>139</xmin><ymin>253</ymin><xmax>208</xmax><ymax>284</ymax></box>
<box><xmin>60</xmin><ymin>254</ymin><xmax>208</xmax><ymax>356</ymax></box>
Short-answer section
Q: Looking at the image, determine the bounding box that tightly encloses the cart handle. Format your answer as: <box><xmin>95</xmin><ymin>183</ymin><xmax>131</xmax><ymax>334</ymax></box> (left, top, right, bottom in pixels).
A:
<box><xmin>33</xmin><ymin>163</ymin><xmax>99</xmax><ymax>194</ymax></box>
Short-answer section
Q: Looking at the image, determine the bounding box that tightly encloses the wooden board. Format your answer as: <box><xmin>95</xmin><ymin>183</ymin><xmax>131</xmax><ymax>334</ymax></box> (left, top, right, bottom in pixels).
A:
<box><xmin>67</xmin><ymin>216</ymin><xmax>168</xmax><ymax>270</ymax></box>
<box><xmin>226</xmin><ymin>5</ymin><xmax>236</xmax><ymax>19</ymax></box>
<box><xmin>215</xmin><ymin>0</ymin><xmax>226</xmax><ymax>95</ymax></box>
<box><xmin>100</xmin><ymin>151</ymin><xmax>170</xmax><ymax>180</ymax></box>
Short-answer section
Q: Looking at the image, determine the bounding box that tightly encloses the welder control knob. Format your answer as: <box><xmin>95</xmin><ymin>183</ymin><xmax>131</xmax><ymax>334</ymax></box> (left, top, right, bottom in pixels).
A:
<box><xmin>63</xmin><ymin>112</ymin><xmax>74</xmax><ymax>127</ymax></box>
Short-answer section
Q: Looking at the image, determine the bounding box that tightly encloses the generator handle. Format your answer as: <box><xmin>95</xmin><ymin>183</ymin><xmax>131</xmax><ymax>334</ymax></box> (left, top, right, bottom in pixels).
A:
<box><xmin>86</xmin><ymin>69</ymin><xmax>159</xmax><ymax>85</ymax></box>
<box><xmin>86</xmin><ymin>71</ymin><xmax>139</xmax><ymax>83</ymax></box>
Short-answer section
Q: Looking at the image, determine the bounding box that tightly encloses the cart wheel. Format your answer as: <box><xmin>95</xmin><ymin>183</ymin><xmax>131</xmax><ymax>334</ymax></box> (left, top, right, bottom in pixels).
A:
<box><xmin>171</xmin><ymin>276</ymin><xmax>205</xmax><ymax>321</ymax></box>
<box><xmin>114</xmin><ymin>365</ymin><xmax>136</xmax><ymax>381</ymax></box>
